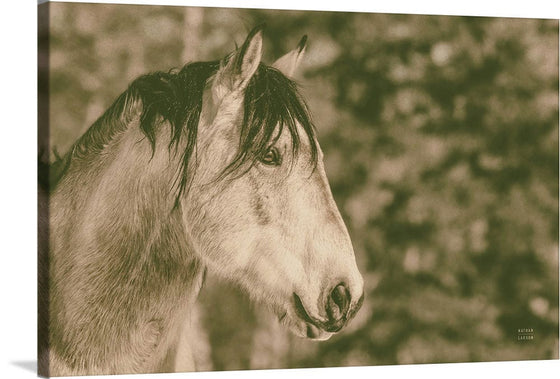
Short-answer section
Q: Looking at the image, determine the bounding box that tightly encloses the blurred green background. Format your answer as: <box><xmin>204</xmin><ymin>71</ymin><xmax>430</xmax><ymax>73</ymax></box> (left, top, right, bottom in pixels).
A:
<box><xmin>42</xmin><ymin>2</ymin><xmax>559</xmax><ymax>370</ymax></box>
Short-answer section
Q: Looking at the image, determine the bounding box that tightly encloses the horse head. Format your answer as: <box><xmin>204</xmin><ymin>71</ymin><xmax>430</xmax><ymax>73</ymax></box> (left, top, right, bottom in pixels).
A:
<box><xmin>181</xmin><ymin>26</ymin><xmax>364</xmax><ymax>340</ymax></box>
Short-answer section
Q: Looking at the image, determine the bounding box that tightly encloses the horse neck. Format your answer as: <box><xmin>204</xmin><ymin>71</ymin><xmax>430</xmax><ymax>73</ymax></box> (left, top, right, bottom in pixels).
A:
<box><xmin>51</xmin><ymin>115</ymin><xmax>204</xmax><ymax>304</ymax></box>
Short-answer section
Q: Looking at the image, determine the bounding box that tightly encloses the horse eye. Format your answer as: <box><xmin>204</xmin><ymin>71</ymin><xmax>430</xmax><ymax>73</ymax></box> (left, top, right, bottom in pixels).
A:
<box><xmin>260</xmin><ymin>147</ymin><xmax>282</xmax><ymax>166</ymax></box>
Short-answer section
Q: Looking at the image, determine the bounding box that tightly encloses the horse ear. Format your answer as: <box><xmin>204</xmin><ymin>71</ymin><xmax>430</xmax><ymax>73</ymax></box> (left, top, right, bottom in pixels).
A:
<box><xmin>214</xmin><ymin>25</ymin><xmax>263</xmax><ymax>94</ymax></box>
<box><xmin>272</xmin><ymin>35</ymin><xmax>307</xmax><ymax>78</ymax></box>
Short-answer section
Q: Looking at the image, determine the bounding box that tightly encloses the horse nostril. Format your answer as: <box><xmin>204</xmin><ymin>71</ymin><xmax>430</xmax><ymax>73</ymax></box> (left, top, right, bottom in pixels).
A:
<box><xmin>326</xmin><ymin>283</ymin><xmax>351</xmax><ymax>322</ymax></box>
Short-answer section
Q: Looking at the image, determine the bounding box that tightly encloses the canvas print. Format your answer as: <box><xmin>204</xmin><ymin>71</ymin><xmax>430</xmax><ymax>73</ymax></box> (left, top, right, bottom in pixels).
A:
<box><xmin>38</xmin><ymin>1</ymin><xmax>559</xmax><ymax>377</ymax></box>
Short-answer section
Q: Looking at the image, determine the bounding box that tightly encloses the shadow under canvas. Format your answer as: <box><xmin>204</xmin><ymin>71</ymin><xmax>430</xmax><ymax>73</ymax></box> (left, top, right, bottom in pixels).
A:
<box><xmin>11</xmin><ymin>360</ymin><xmax>37</xmax><ymax>374</ymax></box>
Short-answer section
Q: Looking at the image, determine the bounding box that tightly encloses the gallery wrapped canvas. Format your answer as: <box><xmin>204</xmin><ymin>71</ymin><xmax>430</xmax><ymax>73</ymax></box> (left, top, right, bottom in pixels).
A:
<box><xmin>38</xmin><ymin>1</ymin><xmax>559</xmax><ymax>377</ymax></box>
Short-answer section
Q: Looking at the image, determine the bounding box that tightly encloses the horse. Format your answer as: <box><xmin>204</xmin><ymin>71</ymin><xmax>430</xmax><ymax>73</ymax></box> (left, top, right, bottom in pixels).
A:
<box><xmin>39</xmin><ymin>26</ymin><xmax>364</xmax><ymax>376</ymax></box>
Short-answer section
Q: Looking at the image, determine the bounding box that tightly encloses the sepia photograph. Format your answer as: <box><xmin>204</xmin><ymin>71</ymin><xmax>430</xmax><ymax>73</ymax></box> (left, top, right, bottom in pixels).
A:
<box><xmin>34</xmin><ymin>0</ymin><xmax>559</xmax><ymax>377</ymax></box>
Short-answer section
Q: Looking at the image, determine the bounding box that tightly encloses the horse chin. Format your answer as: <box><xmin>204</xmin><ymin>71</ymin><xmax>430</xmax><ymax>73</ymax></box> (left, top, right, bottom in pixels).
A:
<box><xmin>283</xmin><ymin>316</ymin><xmax>334</xmax><ymax>341</ymax></box>
<box><xmin>278</xmin><ymin>309</ymin><xmax>333</xmax><ymax>341</ymax></box>
<box><xmin>304</xmin><ymin>323</ymin><xmax>333</xmax><ymax>341</ymax></box>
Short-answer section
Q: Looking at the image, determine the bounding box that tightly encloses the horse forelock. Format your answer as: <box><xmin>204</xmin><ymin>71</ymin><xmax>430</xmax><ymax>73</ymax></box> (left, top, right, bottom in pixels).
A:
<box><xmin>220</xmin><ymin>64</ymin><xmax>319</xmax><ymax>179</ymax></box>
<box><xmin>52</xmin><ymin>60</ymin><xmax>318</xmax><ymax>203</ymax></box>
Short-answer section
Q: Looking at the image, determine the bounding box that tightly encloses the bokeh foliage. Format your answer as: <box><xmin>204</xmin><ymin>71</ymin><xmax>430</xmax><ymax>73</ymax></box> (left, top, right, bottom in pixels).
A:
<box><xmin>43</xmin><ymin>2</ymin><xmax>559</xmax><ymax>370</ymax></box>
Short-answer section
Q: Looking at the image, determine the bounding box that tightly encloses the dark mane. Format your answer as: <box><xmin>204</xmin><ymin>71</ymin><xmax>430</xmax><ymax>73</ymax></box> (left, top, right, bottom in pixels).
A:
<box><xmin>48</xmin><ymin>60</ymin><xmax>318</xmax><ymax>206</ymax></box>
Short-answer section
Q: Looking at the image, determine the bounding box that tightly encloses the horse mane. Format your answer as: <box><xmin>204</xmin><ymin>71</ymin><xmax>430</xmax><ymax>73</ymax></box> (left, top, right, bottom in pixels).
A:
<box><xmin>47</xmin><ymin>60</ymin><xmax>318</xmax><ymax>205</ymax></box>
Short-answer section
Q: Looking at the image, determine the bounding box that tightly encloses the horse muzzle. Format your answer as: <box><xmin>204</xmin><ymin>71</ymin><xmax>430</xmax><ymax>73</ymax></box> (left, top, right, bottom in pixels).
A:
<box><xmin>293</xmin><ymin>282</ymin><xmax>364</xmax><ymax>337</ymax></box>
